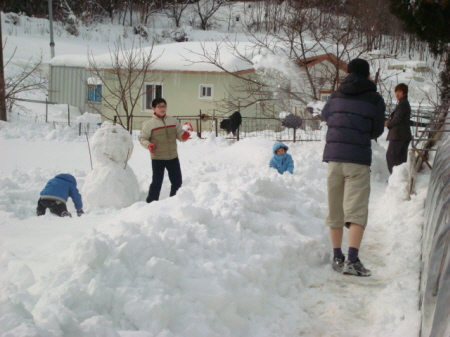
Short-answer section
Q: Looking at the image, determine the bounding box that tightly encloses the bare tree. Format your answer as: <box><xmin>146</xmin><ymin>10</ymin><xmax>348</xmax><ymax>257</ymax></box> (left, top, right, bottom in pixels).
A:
<box><xmin>184</xmin><ymin>1</ymin><xmax>362</xmax><ymax>117</ymax></box>
<box><xmin>0</xmin><ymin>12</ymin><xmax>6</xmax><ymax>122</ymax></box>
<box><xmin>2</xmin><ymin>42</ymin><xmax>47</xmax><ymax>115</ymax></box>
<box><xmin>165</xmin><ymin>0</ymin><xmax>192</xmax><ymax>28</ymax></box>
<box><xmin>135</xmin><ymin>0</ymin><xmax>166</xmax><ymax>26</ymax></box>
<box><xmin>78</xmin><ymin>0</ymin><xmax>123</xmax><ymax>24</ymax></box>
<box><xmin>54</xmin><ymin>0</ymin><xmax>79</xmax><ymax>36</ymax></box>
<box><xmin>87</xmin><ymin>39</ymin><xmax>163</xmax><ymax>131</ymax></box>
<box><xmin>195</xmin><ymin>0</ymin><xmax>225</xmax><ymax>30</ymax></box>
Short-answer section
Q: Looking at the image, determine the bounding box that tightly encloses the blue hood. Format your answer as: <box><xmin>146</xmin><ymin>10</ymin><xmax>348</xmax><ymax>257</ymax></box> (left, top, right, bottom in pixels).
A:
<box><xmin>273</xmin><ymin>142</ymin><xmax>289</xmax><ymax>154</ymax></box>
<box><xmin>55</xmin><ymin>173</ymin><xmax>77</xmax><ymax>185</ymax></box>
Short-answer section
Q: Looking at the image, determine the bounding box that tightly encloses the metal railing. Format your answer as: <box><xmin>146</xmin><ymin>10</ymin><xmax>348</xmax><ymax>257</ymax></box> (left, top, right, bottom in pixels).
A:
<box><xmin>408</xmin><ymin>106</ymin><xmax>449</xmax><ymax>195</ymax></box>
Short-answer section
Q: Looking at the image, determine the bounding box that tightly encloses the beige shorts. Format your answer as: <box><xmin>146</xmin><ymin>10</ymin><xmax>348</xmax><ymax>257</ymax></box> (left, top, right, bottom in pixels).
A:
<box><xmin>325</xmin><ymin>162</ymin><xmax>371</xmax><ymax>228</ymax></box>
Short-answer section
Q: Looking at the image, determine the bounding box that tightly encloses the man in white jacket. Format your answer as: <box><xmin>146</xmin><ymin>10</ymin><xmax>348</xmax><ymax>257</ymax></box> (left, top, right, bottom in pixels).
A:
<box><xmin>138</xmin><ymin>98</ymin><xmax>192</xmax><ymax>203</ymax></box>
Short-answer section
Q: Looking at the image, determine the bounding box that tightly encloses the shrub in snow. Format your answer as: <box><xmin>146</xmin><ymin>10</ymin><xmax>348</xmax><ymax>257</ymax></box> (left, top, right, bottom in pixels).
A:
<box><xmin>82</xmin><ymin>122</ymin><xmax>140</xmax><ymax>208</ymax></box>
<box><xmin>160</xmin><ymin>28</ymin><xmax>188</xmax><ymax>42</ymax></box>
<box><xmin>62</xmin><ymin>14</ymin><xmax>79</xmax><ymax>37</ymax></box>
<box><xmin>281</xmin><ymin>114</ymin><xmax>302</xmax><ymax>129</ymax></box>
<box><xmin>65</xmin><ymin>22</ymin><xmax>79</xmax><ymax>37</ymax></box>
<box><xmin>133</xmin><ymin>25</ymin><xmax>148</xmax><ymax>39</ymax></box>
<box><xmin>5</xmin><ymin>13</ymin><xmax>21</xmax><ymax>25</ymax></box>
<box><xmin>173</xmin><ymin>28</ymin><xmax>188</xmax><ymax>42</ymax></box>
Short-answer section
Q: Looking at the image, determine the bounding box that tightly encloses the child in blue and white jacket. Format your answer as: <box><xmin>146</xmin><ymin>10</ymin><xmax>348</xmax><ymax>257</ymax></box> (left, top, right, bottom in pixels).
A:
<box><xmin>269</xmin><ymin>142</ymin><xmax>294</xmax><ymax>174</ymax></box>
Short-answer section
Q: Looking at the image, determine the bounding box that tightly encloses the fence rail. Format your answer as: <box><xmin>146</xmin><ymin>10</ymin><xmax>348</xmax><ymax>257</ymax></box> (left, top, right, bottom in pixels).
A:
<box><xmin>25</xmin><ymin>106</ymin><xmax>443</xmax><ymax>144</ymax></box>
<box><xmin>408</xmin><ymin>105</ymin><xmax>449</xmax><ymax>195</ymax></box>
<box><xmin>117</xmin><ymin>114</ymin><xmax>324</xmax><ymax>143</ymax></box>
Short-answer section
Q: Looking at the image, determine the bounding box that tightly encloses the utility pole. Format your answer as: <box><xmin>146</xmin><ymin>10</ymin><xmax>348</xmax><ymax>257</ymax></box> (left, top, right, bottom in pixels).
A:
<box><xmin>0</xmin><ymin>12</ymin><xmax>7</xmax><ymax>121</ymax></box>
<box><xmin>48</xmin><ymin>0</ymin><xmax>55</xmax><ymax>58</ymax></box>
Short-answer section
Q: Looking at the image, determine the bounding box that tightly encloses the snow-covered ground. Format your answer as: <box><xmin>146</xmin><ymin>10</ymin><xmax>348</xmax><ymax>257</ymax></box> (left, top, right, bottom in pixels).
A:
<box><xmin>0</xmin><ymin>8</ymin><xmax>434</xmax><ymax>337</ymax></box>
<box><xmin>0</xmin><ymin>118</ymin><xmax>430</xmax><ymax>337</ymax></box>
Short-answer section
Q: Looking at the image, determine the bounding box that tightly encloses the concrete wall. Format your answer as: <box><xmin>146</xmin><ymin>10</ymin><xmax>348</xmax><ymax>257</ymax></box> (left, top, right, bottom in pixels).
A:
<box><xmin>420</xmin><ymin>133</ymin><xmax>450</xmax><ymax>337</ymax></box>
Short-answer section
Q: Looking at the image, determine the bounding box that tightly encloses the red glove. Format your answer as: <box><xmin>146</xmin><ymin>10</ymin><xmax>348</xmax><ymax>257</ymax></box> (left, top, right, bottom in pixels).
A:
<box><xmin>183</xmin><ymin>122</ymin><xmax>193</xmax><ymax>132</ymax></box>
<box><xmin>181</xmin><ymin>131</ymin><xmax>190</xmax><ymax>140</ymax></box>
<box><xmin>148</xmin><ymin>143</ymin><xmax>155</xmax><ymax>154</ymax></box>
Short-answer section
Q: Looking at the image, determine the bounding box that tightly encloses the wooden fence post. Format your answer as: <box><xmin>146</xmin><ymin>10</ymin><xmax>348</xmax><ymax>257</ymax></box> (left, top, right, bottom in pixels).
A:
<box><xmin>198</xmin><ymin>110</ymin><xmax>202</xmax><ymax>138</ymax></box>
<box><xmin>214</xmin><ymin>109</ymin><xmax>218</xmax><ymax>137</ymax></box>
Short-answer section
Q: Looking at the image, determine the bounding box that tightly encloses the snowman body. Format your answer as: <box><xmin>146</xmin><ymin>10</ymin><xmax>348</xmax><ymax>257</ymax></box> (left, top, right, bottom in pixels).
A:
<box><xmin>82</xmin><ymin>122</ymin><xmax>140</xmax><ymax>208</ymax></box>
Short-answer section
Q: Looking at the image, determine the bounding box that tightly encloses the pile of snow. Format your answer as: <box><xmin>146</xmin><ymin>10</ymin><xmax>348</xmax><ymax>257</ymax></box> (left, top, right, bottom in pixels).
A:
<box><xmin>0</xmin><ymin>117</ymin><xmax>430</xmax><ymax>336</ymax></box>
<box><xmin>0</xmin><ymin>120</ymin><xmax>82</xmax><ymax>141</ymax></box>
<box><xmin>278</xmin><ymin>111</ymin><xmax>290</xmax><ymax>119</ymax></box>
<box><xmin>306</xmin><ymin>100</ymin><xmax>326</xmax><ymax>117</ymax></box>
<box><xmin>73</xmin><ymin>112</ymin><xmax>102</xmax><ymax>124</ymax></box>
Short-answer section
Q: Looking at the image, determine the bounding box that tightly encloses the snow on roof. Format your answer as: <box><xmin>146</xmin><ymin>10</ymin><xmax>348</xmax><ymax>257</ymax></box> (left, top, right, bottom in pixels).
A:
<box><xmin>50</xmin><ymin>41</ymin><xmax>259</xmax><ymax>73</ymax></box>
<box><xmin>49</xmin><ymin>54</ymin><xmax>88</xmax><ymax>67</ymax></box>
<box><xmin>388</xmin><ymin>60</ymin><xmax>429</xmax><ymax>70</ymax></box>
<box><xmin>87</xmin><ymin>77</ymin><xmax>102</xmax><ymax>85</ymax></box>
<box><xmin>368</xmin><ymin>49</ymin><xmax>395</xmax><ymax>58</ymax></box>
<box><xmin>49</xmin><ymin>40</ymin><xmax>336</xmax><ymax>73</ymax></box>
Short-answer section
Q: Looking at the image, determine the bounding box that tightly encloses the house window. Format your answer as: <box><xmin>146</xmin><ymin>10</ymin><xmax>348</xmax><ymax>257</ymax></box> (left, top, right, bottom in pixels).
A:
<box><xmin>199</xmin><ymin>84</ymin><xmax>213</xmax><ymax>99</ymax></box>
<box><xmin>87</xmin><ymin>84</ymin><xmax>102</xmax><ymax>102</ymax></box>
<box><xmin>319</xmin><ymin>91</ymin><xmax>332</xmax><ymax>102</ymax></box>
<box><xmin>143</xmin><ymin>83</ymin><xmax>163</xmax><ymax>110</ymax></box>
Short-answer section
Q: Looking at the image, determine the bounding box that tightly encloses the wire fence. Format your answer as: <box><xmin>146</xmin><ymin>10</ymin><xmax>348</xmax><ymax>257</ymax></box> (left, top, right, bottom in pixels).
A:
<box><xmin>18</xmin><ymin>106</ymin><xmax>440</xmax><ymax>143</ymax></box>
<box><xmin>121</xmin><ymin>114</ymin><xmax>324</xmax><ymax>142</ymax></box>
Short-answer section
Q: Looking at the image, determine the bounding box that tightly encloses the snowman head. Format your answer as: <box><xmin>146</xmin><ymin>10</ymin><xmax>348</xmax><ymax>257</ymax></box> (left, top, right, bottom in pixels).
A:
<box><xmin>91</xmin><ymin>122</ymin><xmax>134</xmax><ymax>164</ymax></box>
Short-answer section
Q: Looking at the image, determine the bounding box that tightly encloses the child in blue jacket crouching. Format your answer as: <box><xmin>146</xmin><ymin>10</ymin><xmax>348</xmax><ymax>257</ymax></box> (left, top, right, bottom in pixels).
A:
<box><xmin>269</xmin><ymin>142</ymin><xmax>294</xmax><ymax>174</ymax></box>
<box><xmin>36</xmin><ymin>173</ymin><xmax>84</xmax><ymax>217</ymax></box>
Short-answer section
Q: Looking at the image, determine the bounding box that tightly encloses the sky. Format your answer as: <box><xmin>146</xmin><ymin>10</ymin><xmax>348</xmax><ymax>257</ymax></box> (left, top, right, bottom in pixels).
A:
<box><xmin>0</xmin><ymin>6</ymin><xmax>437</xmax><ymax>337</ymax></box>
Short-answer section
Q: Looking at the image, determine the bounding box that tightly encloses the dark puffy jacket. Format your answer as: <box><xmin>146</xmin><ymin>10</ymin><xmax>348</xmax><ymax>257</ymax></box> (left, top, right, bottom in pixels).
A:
<box><xmin>387</xmin><ymin>96</ymin><xmax>412</xmax><ymax>141</ymax></box>
<box><xmin>321</xmin><ymin>73</ymin><xmax>385</xmax><ymax>166</ymax></box>
<box><xmin>40</xmin><ymin>174</ymin><xmax>83</xmax><ymax>210</ymax></box>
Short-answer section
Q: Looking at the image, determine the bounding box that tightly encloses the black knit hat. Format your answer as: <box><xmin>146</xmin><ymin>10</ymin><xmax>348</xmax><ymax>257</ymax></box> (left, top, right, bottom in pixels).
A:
<box><xmin>347</xmin><ymin>58</ymin><xmax>370</xmax><ymax>77</ymax></box>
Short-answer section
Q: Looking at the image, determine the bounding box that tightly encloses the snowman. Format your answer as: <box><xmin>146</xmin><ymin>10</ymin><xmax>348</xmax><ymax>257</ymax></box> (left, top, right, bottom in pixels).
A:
<box><xmin>82</xmin><ymin>121</ymin><xmax>140</xmax><ymax>208</ymax></box>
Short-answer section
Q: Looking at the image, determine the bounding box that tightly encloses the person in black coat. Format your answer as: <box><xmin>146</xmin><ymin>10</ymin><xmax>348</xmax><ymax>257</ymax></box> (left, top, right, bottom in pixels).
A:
<box><xmin>321</xmin><ymin>58</ymin><xmax>385</xmax><ymax>277</ymax></box>
<box><xmin>385</xmin><ymin>83</ymin><xmax>412</xmax><ymax>174</ymax></box>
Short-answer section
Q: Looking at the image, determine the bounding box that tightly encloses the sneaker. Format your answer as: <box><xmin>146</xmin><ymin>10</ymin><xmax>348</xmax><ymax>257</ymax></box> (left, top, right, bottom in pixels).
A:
<box><xmin>343</xmin><ymin>258</ymin><xmax>371</xmax><ymax>277</ymax></box>
<box><xmin>61</xmin><ymin>211</ymin><xmax>72</xmax><ymax>218</ymax></box>
<box><xmin>332</xmin><ymin>255</ymin><xmax>345</xmax><ymax>273</ymax></box>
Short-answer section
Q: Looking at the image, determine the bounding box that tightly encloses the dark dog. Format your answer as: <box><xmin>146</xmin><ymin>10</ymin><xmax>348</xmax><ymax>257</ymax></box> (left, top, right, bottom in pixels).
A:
<box><xmin>220</xmin><ymin>111</ymin><xmax>242</xmax><ymax>135</ymax></box>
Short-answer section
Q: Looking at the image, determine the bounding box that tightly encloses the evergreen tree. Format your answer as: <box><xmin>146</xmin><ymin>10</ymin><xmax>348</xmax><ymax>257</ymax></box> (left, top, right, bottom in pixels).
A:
<box><xmin>390</xmin><ymin>0</ymin><xmax>450</xmax><ymax>103</ymax></box>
